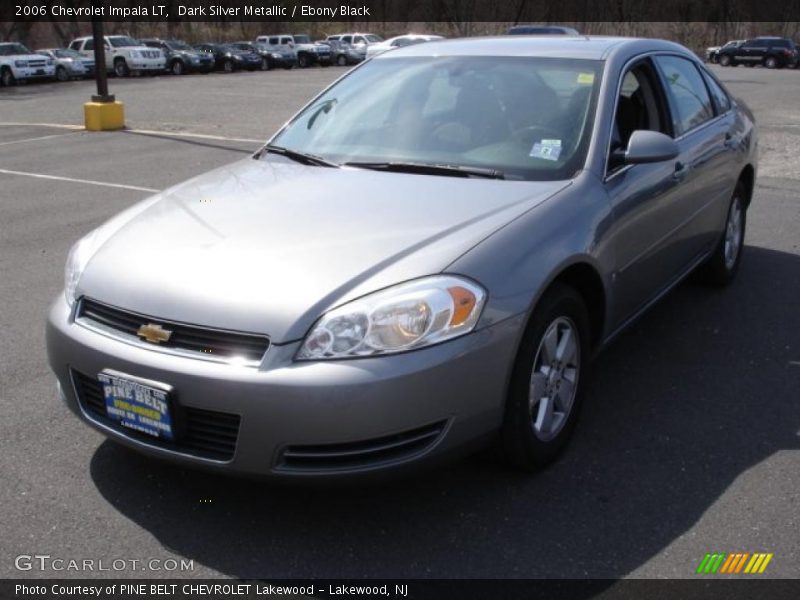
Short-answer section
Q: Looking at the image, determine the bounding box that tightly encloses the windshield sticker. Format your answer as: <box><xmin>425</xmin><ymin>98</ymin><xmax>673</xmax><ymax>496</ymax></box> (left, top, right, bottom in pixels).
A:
<box><xmin>577</xmin><ymin>72</ymin><xmax>595</xmax><ymax>85</ymax></box>
<box><xmin>530</xmin><ymin>139</ymin><xmax>562</xmax><ymax>161</ymax></box>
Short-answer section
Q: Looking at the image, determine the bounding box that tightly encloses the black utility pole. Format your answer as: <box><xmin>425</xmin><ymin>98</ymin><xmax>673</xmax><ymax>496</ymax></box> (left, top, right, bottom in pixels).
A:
<box><xmin>90</xmin><ymin>17</ymin><xmax>114</xmax><ymax>102</ymax></box>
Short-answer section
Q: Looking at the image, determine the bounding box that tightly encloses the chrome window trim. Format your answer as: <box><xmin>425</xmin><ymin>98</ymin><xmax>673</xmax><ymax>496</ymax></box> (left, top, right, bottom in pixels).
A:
<box><xmin>603</xmin><ymin>50</ymin><xmax>727</xmax><ymax>182</ymax></box>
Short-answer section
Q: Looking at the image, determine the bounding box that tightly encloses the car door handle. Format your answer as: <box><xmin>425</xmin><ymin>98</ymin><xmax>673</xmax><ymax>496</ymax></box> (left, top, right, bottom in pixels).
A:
<box><xmin>673</xmin><ymin>161</ymin><xmax>688</xmax><ymax>181</ymax></box>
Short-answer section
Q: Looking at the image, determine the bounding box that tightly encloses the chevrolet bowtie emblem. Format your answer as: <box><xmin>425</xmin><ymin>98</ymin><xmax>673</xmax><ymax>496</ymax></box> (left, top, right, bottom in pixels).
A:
<box><xmin>136</xmin><ymin>323</ymin><xmax>172</xmax><ymax>344</ymax></box>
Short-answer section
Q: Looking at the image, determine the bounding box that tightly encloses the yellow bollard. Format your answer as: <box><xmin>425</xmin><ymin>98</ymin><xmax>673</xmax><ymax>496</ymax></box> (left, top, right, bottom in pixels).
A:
<box><xmin>83</xmin><ymin>101</ymin><xmax>125</xmax><ymax>131</ymax></box>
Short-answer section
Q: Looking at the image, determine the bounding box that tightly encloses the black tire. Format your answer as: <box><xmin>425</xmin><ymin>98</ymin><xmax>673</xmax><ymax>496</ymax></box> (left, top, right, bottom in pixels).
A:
<box><xmin>297</xmin><ymin>53</ymin><xmax>310</xmax><ymax>68</ymax></box>
<box><xmin>695</xmin><ymin>182</ymin><xmax>747</xmax><ymax>286</ymax></box>
<box><xmin>501</xmin><ymin>283</ymin><xmax>591</xmax><ymax>471</ymax></box>
<box><xmin>222</xmin><ymin>59</ymin><xmax>234</xmax><ymax>73</ymax></box>
<box><xmin>260</xmin><ymin>57</ymin><xmax>270</xmax><ymax>71</ymax></box>
<box><xmin>719</xmin><ymin>54</ymin><xmax>731</xmax><ymax>67</ymax></box>
<box><xmin>764</xmin><ymin>56</ymin><xmax>778</xmax><ymax>69</ymax></box>
<box><xmin>283</xmin><ymin>64</ymin><xmax>294</xmax><ymax>70</ymax></box>
<box><xmin>337</xmin><ymin>54</ymin><xmax>347</xmax><ymax>66</ymax></box>
<box><xmin>1</xmin><ymin>66</ymin><xmax>16</xmax><ymax>86</ymax></box>
<box><xmin>55</xmin><ymin>66</ymin><xmax>68</xmax><ymax>82</ymax></box>
<box><xmin>170</xmin><ymin>60</ymin><xmax>184</xmax><ymax>75</ymax></box>
<box><xmin>114</xmin><ymin>58</ymin><xmax>129</xmax><ymax>77</ymax></box>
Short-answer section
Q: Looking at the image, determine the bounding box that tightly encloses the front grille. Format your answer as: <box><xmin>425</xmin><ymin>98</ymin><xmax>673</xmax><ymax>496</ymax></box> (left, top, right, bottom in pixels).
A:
<box><xmin>77</xmin><ymin>298</ymin><xmax>270</xmax><ymax>365</ymax></box>
<box><xmin>277</xmin><ymin>421</ymin><xmax>446</xmax><ymax>472</ymax></box>
<box><xmin>72</xmin><ymin>370</ymin><xmax>240</xmax><ymax>461</ymax></box>
<box><xmin>29</xmin><ymin>59</ymin><xmax>46</xmax><ymax>67</ymax></box>
<box><xmin>141</xmin><ymin>50</ymin><xmax>160</xmax><ymax>59</ymax></box>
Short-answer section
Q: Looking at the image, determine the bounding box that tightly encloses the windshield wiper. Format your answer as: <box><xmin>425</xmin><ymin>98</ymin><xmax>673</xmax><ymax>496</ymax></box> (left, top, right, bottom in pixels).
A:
<box><xmin>344</xmin><ymin>161</ymin><xmax>504</xmax><ymax>180</ymax></box>
<box><xmin>260</xmin><ymin>145</ymin><xmax>339</xmax><ymax>168</ymax></box>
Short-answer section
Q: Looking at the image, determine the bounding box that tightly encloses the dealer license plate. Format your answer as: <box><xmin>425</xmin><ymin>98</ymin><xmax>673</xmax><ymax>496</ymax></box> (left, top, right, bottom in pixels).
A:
<box><xmin>98</xmin><ymin>370</ymin><xmax>174</xmax><ymax>440</ymax></box>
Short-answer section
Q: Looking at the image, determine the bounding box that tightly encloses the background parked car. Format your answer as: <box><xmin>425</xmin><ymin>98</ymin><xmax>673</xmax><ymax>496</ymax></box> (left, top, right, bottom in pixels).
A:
<box><xmin>718</xmin><ymin>36</ymin><xmax>799</xmax><ymax>68</ymax></box>
<box><xmin>255</xmin><ymin>34</ymin><xmax>331</xmax><ymax>68</ymax></box>
<box><xmin>507</xmin><ymin>25</ymin><xmax>580</xmax><ymax>35</ymax></box>
<box><xmin>140</xmin><ymin>39</ymin><xmax>214</xmax><ymax>75</ymax></box>
<box><xmin>0</xmin><ymin>42</ymin><xmax>55</xmax><ymax>86</ymax></box>
<box><xmin>194</xmin><ymin>43</ymin><xmax>261</xmax><ymax>72</ymax></box>
<box><xmin>253</xmin><ymin>42</ymin><xmax>297</xmax><ymax>70</ymax></box>
<box><xmin>228</xmin><ymin>42</ymin><xmax>274</xmax><ymax>71</ymax></box>
<box><xmin>706</xmin><ymin>39</ymin><xmax>745</xmax><ymax>63</ymax></box>
<box><xmin>320</xmin><ymin>40</ymin><xmax>364</xmax><ymax>66</ymax></box>
<box><xmin>36</xmin><ymin>48</ymin><xmax>93</xmax><ymax>81</ymax></box>
<box><xmin>325</xmin><ymin>33</ymin><xmax>384</xmax><ymax>60</ymax></box>
<box><xmin>365</xmin><ymin>34</ymin><xmax>445</xmax><ymax>58</ymax></box>
<box><xmin>69</xmin><ymin>35</ymin><xmax>164</xmax><ymax>77</ymax></box>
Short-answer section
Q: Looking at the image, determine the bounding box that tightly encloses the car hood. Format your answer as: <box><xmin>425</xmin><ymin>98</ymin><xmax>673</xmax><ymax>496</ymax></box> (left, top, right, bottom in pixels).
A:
<box><xmin>78</xmin><ymin>158</ymin><xmax>569</xmax><ymax>343</ymax></box>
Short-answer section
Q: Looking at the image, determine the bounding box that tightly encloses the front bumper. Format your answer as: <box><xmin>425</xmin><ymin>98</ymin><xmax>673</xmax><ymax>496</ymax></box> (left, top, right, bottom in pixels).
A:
<box><xmin>46</xmin><ymin>296</ymin><xmax>522</xmax><ymax>479</ymax></box>
<box><xmin>130</xmin><ymin>58</ymin><xmax>166</xmax><ymax>71</ymax></box>
<box><xmin>14</xmin><ymin>65</ymin><xmax>55</xmax><ymax>80</ymax></box>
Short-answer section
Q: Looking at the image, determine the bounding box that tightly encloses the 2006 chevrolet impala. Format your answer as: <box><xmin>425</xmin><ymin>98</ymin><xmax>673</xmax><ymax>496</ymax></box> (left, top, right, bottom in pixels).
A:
<box><xmin>47</xmin><ymin>37</ymin><xmax>757</xmax><ymax>478</ymax></box>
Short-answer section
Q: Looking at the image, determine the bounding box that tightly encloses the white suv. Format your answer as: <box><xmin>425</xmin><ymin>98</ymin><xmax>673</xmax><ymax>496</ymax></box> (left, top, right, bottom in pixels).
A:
<box><xmin>325</xmin><ymin>33</ymin><xmax>384</xmax><ymax>58</ymax></box>
<box><xmin>69</xmin><ymin>35</ymin><xmax>165</xmax><ymax>77</ymax></box>
<box><xmin>0</xmin><ymin>42</ymin><xmax>55</xmax><ymax>86</ymax></box>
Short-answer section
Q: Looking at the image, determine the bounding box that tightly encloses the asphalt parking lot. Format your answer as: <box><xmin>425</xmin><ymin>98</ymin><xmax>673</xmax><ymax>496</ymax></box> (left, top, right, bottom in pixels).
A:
<box><xmin>1</xmin><ymin>65</ymin><xmax>798</xmax><ymax>580</ymax></box>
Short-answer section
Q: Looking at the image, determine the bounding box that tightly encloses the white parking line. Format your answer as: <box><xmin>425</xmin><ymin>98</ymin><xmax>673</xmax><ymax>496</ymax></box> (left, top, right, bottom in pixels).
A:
<box><xmin>0</xmin><ymin>122</ymin><xmax>263</xmax><ymax>144</ymax></box>
<box><xmin>0</xmin><ymin>131</ymin><xmax>82</xmax><ymax>147</ymax></box>
<box><xmin>0</xmin><ymin>168</ymin><xmax>159</xmax><ymax>193</ymax></box>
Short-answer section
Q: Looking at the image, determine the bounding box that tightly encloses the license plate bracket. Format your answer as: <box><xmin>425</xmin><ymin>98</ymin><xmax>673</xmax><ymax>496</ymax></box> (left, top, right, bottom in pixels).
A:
<box><xmin>99</xmin><ymin>369</ymin><xmax>174</xmax><ymax>440</ymax></box>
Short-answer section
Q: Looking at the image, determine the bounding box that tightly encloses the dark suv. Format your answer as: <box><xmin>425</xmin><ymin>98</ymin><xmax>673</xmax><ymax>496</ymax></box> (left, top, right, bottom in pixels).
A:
<box><xmin>717</xmin><ymin>36</ymin><xmax>798</xmax><ymax>68</ymax></box>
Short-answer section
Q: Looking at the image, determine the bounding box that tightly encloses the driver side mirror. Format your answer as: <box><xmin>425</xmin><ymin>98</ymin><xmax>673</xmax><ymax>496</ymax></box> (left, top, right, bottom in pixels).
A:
<box><xmin>615</xmin><ymin>130</ymin><xmax>680</xmax><ymax>165</ymax></box>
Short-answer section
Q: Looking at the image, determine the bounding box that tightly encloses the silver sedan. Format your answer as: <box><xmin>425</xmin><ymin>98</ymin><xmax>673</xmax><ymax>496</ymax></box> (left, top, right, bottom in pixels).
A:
<box><xmin>47</xmin><ymin>36</ymin><xmax>757</xmax><ymax>478</ymax></box>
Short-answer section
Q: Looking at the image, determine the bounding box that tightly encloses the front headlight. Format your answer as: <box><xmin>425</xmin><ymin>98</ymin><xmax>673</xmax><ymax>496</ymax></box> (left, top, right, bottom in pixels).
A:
<box><xmin>297</xmin><ymin>276</ymin><xmax>486</xmax><ymax>360</ymax></box>
<box><xmin>64</xmin><ymin>230</ymin><xmax>100</xmax><ymax>307</ymax></box>
<box><xmin>15</xmin><ymin>60</ymin><xmax>28</xmax><ymax>68</ymax></box>
<box><xmin>272</xmin><ymin>53</ymin><xmax>282</xmax><ymax>59</ymax></box>
<box><xmin>129</xmin><ymin>50</ymin><xmax>140</xmax><ymax>58</ymax></box>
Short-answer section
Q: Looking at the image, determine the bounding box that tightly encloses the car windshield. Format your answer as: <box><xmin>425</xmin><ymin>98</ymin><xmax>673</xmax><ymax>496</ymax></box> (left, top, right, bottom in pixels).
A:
<box><xmin>269</xmin><ymin>56</ymin><xmax>602</xmax><ymax>181</ymax></box>
<box><xmin>220</xmin><ymin>45</ymin><xmax>239</xmax><ymax>53</ymax></box>
<box><xmin>365</xmin><ymin>34</ymin><xmax>383</xmax><ymax>43</ymax></box>
<box><xmin>231</xmin><ymin>43</ymin><xmax>252</xmax><ymax>50</ymax></box>
<box><xmin>0</xmin><ymin>43</ymin><xmax>31</xmax><ymax>55</ymax></box>
<box><xmin>108</xmin><ymin>37</ymin><xmax>139</xmax><ymax>48</ymax></box>
<box><xmin>54</xmin><ymin>49</ymin><xmax>82</xmax><ymax>58</ymax></box>
<box><xmin>167</xmin><ymin>41</ymin><xmax>193</xmax><ymax>51</ymax></box>
<box><xmin>293</xmin><ymin>35</ymin><xmax>311</xmax><ymax>44</ymax></box>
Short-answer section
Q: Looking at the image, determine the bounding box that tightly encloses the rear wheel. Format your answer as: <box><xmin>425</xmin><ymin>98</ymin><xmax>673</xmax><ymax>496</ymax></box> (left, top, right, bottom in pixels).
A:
<box><xmin>222</xmin><ymin>59</ymin><xmax>233</xmax><ymax>73</ymax></box>
<box><xmin>260</xmin><ymin>57</ymin><xmax>270</xmax><ymax>71</ymax></box>
<box><xmin>55</xmin><ymin>66</ymin><xmax>68</xmax><ymax>82</ymax></box>
<box><xmin>764</xmin><ymin>56</ymin><xmax>778</xmax><ymax>69</ymax></box>
<box><xmin>502</xmin><ymin>284</ymin><xmax>590</xmax><ymax>470</ymax></box>
<box><xmin>297</xmin><ymin>53</ymin><xmax>310</xmax><ymax>68</ymax></box>
<box><xmin>696</xmin><ymin>182</ymin><xmax>747</xmax><ymax>286</ymax></box>
<box><xmin>337</xmin><ymin>54</ymin><xmax>347</xmax><ymax>66</ymax></box>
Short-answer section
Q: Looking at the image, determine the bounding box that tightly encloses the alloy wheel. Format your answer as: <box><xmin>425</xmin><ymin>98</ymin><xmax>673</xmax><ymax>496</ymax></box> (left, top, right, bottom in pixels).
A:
<box><xmin>528</xmin><ymin>316</ymin><xmax>581</xmax><ymax>442</ymax></box>
<box><xmin>724</xmin><ymin>195</ymin><xmax>743</xmax><ymax>270</ymax></box>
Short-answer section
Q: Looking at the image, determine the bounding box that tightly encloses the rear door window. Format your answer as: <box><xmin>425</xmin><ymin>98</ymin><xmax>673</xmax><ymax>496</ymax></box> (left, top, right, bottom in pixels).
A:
<box><xmin>654</xmin><ymin>55</ymin><xmax>714</xmax><ymax>136</ymax></box>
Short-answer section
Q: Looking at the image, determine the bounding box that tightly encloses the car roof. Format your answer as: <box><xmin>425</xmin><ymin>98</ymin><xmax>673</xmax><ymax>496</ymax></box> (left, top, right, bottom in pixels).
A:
<box><xmin>377</xmin><ymin>36</ymin><xmax>690</xmax><ymax>61</ymax></box>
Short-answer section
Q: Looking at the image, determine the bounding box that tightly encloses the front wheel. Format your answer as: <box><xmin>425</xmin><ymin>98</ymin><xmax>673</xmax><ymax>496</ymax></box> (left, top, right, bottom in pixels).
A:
<box><xmin>171</xmin><ymin>60</ymin><xmax>184</xmax><ymax>75</ymax></box>
<box><xmin>297</xmin><ymin>53</ymin><xmax>310</xmax><ymax>68</ymax></box>
<box><xmin>719</xmin><ymin>54</ymin><xmax>731</xmax><ymax>67</ymax></box>
<box><xmin>502</xmin><ymin>284</ymin><xmax>590</xmax><ymax>470</ymax></box>
<box><xmin>260</xmin><ymin>57</ymin><xmax>270</xmax><ymax>71</ymax></box>
<box><xmin>114</xmin><ymin>59</ymin><xmax>129</xmax><ymax>77</ymax></box>
<box><xmin>764</xmin><ymin>56</ymin><xmax>778</xmax><ymax>69</ymax></box>
<box><xmin>55</xmin><ymin>66</ymin><xmax>68</xmax><ymax>82</ymax></box>
<box><xmin>1</xmin><ymin>67</ymin><xmax>15</xmax><ymax>86</ymax></box>
<box><xmin>337</xmin><ymin>54</ymin><xmax>347</xmax><ymax>66</ymax></box>
<box><xmin>222</xmin><ymin>59</ymin><xmax>233</xmax><ymax>73</ymax></box>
